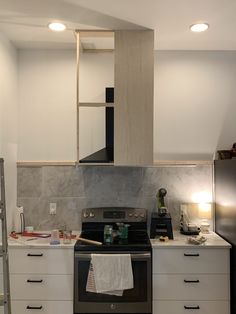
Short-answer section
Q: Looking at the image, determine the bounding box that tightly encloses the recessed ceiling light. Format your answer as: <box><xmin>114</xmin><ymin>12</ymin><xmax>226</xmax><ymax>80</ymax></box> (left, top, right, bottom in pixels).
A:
<box><xmin>190</xmin><ymin>23</ymin><xmax>209</xmax><ymax>33</ymax></box>
<box><xmin>48</xmin><ymin>22</ymin><xmax>66</xmax><ymax>32</ymax></box>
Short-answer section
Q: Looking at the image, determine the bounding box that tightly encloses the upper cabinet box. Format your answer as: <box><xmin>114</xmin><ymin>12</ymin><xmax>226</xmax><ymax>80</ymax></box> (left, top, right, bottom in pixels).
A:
<box><xmin>77</xmin><ymin>30</ymin><xmax>154</xmax><ymax>166</ymax></box>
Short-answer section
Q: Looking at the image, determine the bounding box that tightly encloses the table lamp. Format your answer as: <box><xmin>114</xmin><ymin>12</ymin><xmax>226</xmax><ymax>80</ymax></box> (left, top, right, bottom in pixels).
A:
<box><xmin>198</xmin><ymin>203</ymin><xmax>212</xmax><ymax>233</ymax></box>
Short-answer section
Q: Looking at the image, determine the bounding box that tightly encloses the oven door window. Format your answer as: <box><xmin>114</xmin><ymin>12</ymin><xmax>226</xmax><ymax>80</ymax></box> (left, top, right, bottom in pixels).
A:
<box><xmin>76</xmin><ymin>258</ymin><xmax>148</xmax><ymax>302</ymax></box>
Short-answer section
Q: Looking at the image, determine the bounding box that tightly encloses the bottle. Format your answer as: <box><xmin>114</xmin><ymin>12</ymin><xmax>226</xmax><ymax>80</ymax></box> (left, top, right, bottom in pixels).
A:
<box><xmin>13</xmin><ymin>206</ymin><xmax>25</xmax><ymax>233</ymax></box>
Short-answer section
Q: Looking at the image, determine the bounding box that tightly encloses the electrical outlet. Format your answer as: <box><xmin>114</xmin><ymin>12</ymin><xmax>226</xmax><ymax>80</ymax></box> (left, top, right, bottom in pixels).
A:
<box><xmin>49</xmin><ymin>203</ymin><xmax>56</xmax><ymax>215</ymax></box>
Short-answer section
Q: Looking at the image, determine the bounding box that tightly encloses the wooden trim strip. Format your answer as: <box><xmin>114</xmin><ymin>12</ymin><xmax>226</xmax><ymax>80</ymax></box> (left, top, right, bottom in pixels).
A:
<box><xmin>154</xmin><ymin>160</ymin><xmax>213</xmax><ymax>166</ymax></box>
<box><xmin>79</xmin><ymin>102</ymin><xmax>114</xmax><ymax>107</ymax></box>
<box><xmin>75</xmin><ymin>30</ymin><xmax>114</xmax><ymax>38</ymax></box>
<box><xmin>17</xmin><ymin>160</ymin><xmax>212</xmax><ymax>167</ymax></box>
<box><xmin>83</xmin><ymin>49</ymin><xmax>114</xmax><ymax>53</ymax></box>
<box><xmin>17</xmin><ymin>161</ymin><xmax>76</xmax><ymax>167</ymax></box>
<box><xmin>76</xmin><ymin>31</ymin><xmax>80</xmax><ymax>163</ymax></box>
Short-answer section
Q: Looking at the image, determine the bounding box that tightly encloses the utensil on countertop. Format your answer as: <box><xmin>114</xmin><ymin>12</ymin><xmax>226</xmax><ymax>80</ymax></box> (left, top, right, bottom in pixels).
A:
<box><xmin>22</xmin><ymin>232</ymin><xmax>51</xmax><ymax>238</ymax></box>
<box><xmin>77</xmin><ymin>236</ymin><xmax>102</xmax><ymax>246</ymax></box>
<box><xmin>26</xmin><ymin>237</ymin><xmax>38</xmax><ymax>241</ymax></box>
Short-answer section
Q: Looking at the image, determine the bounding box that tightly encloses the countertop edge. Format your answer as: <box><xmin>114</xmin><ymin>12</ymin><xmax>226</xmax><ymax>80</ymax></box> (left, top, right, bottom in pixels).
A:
<box><xmin>151</xmin><ymin>232</ymin><xmax>231</xmax><ymax>249</ymax></box>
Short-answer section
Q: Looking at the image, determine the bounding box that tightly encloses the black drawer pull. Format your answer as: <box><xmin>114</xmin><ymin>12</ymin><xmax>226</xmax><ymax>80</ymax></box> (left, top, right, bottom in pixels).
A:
<box><xmin>27</xmin><ymin>253</ymin><xmax>43</xmax><ymax>257</ymax></box>
<box><xmin>26</xmin><ymin>306</ymin><xmax>43</xmax><ymax>310</ymax></box>
<box><xmin>184</xmin><ymin>305</ymin><xmax>200</xmax><ymax>310</ymax></box>
<box><xmin>184</xmin><ymin>279</ymin><xmax>200</xmax><ymax>283</ymax></box>
<box><xmin>184</xmin><ymin>253</ymin><xmax>199</xmax><ymax>257</ymax></box>
<box><xmin>27</xmin><ymin>279</ymin><xmax>43</xmax><ymax>283</ymax></box>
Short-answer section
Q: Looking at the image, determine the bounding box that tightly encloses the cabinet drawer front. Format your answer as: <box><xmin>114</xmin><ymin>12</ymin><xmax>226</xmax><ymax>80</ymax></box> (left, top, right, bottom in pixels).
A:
<box><xmin>11</xmin><ymin>301</ymin><xmax>72</xmax><ymax>314</ymax></box>
<box><xmin>11</xmin><ymin>274</ymin><xmax>73</xmax><ymax>300</ymax></box>
<box><xmin>153</xmin><ymin>274</ymin><xmax>229</xmax><ymax>300</ymax></box>
<box><xmin>153</xmin><ymin>301</ymin><xmax>230</xmax><ymax>314</ymax></box>
<box><xmin>9</xmin><ymin>248</ymin><xmax>73</xmax><ymax>274</ymax></box>
<box><xmin>153</xmin><ymin>248</ymin><xmax>229</xmax><ymax>274</ymax></box>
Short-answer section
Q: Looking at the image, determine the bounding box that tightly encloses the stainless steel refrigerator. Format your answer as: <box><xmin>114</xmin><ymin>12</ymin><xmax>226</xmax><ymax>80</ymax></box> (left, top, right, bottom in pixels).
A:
<box><xmin>215</xmin><ymin>160</ymin><xmax>236</xmax><ymax>314</ymax></box>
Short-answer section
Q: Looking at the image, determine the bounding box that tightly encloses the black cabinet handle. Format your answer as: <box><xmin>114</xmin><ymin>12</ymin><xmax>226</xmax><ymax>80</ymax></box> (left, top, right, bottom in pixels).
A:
<box><xmin>26</xmin><ymin>306</ymin><xmax>43</xmax><ymax>310</ymax></box>
<box><xmin>184</xmin><ymin>305</ymin><xmax>200</xmax><ymax>310</ymax></box>
<box><xmin>27</xmin><ymin>253</ymin><xmax>43</xmax><ymax>257</ymax></box>
<box><xmin>184</xmin><ymin>279</ymin><xmax>200</xmax><ymax>283</ymax></box>
<box><xmin>184</xmin><ymin>253</ymin><xmax>199</xmax><ymax>257</ymax></box>
<box><xmin>27</xmin><ymin>279</ymin><xmax>43</xmax><ymax>283</ymax></box>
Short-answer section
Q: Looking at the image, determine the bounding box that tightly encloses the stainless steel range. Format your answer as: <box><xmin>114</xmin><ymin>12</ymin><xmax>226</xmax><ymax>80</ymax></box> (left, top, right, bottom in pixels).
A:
<box><xmin>74</xmin><ymin>207</ymin><xmax>152</xmax><ymax>314</ymax></box>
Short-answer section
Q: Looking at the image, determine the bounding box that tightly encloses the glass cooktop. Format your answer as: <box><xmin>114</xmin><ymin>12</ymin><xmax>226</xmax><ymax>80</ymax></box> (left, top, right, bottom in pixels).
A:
<box><xmin>74</xmin><ymin>230</ymin><xmax>151</xmax><ymax>252</ymax></box>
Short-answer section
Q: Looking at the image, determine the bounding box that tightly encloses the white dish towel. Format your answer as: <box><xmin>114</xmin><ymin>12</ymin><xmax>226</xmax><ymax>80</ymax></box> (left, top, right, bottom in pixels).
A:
<box><xmin>86</xmin><ymin>254</ymin><xmax>133</xmax><ymax>296</ymax></box>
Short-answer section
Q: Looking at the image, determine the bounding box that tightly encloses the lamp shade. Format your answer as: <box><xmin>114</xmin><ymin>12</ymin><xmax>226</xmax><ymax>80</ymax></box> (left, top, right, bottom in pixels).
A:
<box><xmin>198</xmin><ymin>203</ymin><xmax>212</xmax><ymax>219</ymax></box>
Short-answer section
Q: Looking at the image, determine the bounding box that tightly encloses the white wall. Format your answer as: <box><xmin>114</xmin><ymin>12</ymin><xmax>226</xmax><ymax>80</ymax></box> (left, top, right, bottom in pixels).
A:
<box><xmin>18</xmin><ymin>50</ymin><xmax>114</xmax><ymax>161</ymax></box>
<box><xmin>0</xmin><ymin>32</ymin><xmax>18</xmax><ymax>231</ymax></box>
<box><xmin>18</xmin><ymin>49</ymin><xmax>77</xmax><ymax>161</ymax></box>
<box><xmin>18</xmin><ymin>49</ymin><xmax>236</xmax><ymax>161</ymax></box>
<box><xmin>154</xmin><ymin>51</ymin><xmax>236</xmax><ymax>160</ymax></box>
<box><xmin>79</xmin><ymin>52</ymin><xmax>114</xmax><ymax>159</ymax></box>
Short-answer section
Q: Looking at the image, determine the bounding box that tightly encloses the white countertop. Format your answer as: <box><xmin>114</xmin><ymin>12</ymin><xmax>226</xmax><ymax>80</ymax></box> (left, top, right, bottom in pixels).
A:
<box><xmin>7</xmin><ymin>231</ymin><xmax>79</xmax><ymax>249</ymax></box>
<box><xmin>5</xmin><ymin>231</ymin><xmax>231</xmax><ymax>249</ymax></box>
<box><xmin>151</xmin><ymin>231</ymin><xmax>231</xmax><ymax>249</ymax></box>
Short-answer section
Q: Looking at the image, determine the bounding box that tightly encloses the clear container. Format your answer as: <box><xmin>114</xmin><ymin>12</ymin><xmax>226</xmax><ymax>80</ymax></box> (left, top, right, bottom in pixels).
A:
<box><xmin>50</xmin><ymin>229</ymin><xmax>60</xmax><ymax>245</ymax></box>
<box><xmin>104</xmin><ymin>225</ymin><xmax>113</xmax><ymax>244</ymax></box>
<box><xmin>63</xmin><ymin>230</ymin><xmax>72</xmax><ymax>244</ymax></box>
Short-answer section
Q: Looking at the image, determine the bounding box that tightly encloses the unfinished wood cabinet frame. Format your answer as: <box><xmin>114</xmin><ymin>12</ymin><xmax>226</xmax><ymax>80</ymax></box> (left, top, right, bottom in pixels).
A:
<box><xmin>75</xmin><ymin>30</ymin><xmax>115</xmax><ymax>164</ymax></box>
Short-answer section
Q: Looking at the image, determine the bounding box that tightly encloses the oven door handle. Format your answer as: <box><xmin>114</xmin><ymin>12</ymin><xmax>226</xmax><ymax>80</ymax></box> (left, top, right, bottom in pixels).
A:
<box><xmin>75</xmin><ymin>252</ymin><xmax>151</xmax><ymax>260</ymax></box>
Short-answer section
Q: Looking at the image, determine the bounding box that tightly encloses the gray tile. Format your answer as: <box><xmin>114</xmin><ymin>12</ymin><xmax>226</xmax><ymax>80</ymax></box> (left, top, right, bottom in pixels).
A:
<box><xmin>17</xmin><ymin>164</ymin><xmax>214</xmax><ymax>232</ymax></box>
<box><xmin>17</xmin><ymin>197</ymin><xmax>86</xmax><ymax>230</ymax></box>
<box><xmin>17</xmin><ymin>167</ymin><xmax>42</xmax><ymax>197</ymax></box>
<box><xmin>42</xmin><ymin>166</ymin><xmax>85</xmax><ymax>197</ymax></box>
<box><xmin>83</xmin><ymin>166</ymin><xmax>143</xmax><ymax>198</ymax></box>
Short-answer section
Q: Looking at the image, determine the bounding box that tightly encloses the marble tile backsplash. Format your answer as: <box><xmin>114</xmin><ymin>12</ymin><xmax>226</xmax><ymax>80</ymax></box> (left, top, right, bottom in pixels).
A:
<box><xmin>17</xmin><ymin>165</ymin><xmax>213</xmax><ymax>231</ymax></box>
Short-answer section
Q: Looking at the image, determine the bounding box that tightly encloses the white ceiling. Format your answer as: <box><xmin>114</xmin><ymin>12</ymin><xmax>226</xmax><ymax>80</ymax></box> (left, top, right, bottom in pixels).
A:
<box><xmin>0</xmin><ymin>0</ymin><xmax>236</xmax><ymax>50</ymax></box>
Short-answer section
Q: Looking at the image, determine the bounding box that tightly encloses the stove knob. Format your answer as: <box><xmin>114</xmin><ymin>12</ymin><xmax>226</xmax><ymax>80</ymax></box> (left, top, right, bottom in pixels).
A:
<box><xmin>128</xmin><ymin>213</ymin><xmax>133</xmax><ymax>217</ymax></box>
<box><xmin>110</xmin><ymin>304</ymin><xmax>116</xmax><ymax>310</ymax></box>
<box><xmin>83</xmin><ymin>212</ymin><xmax>89</xmax><ymax>218</ymax></box>
<box><xmin>134</xmin><ymin>213</ymin><xmax>139</xmax><ymax>218</ymax></box>
<box><xmin>89</xmin><ymin>212</ymin><xmax>95</xmax><ymax>218</ymax></box>
<box><xmin>140</xmin><ymin>213</ymin><xmax>145</xmax><ymax>218</ymax></box>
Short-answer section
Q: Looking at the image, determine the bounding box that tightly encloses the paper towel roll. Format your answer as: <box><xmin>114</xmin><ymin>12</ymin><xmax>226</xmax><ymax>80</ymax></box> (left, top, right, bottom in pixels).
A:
<box><xmin>13</xmin><ymin>206</ymin><xmax>24</xmax><ymax>233</ymax></box>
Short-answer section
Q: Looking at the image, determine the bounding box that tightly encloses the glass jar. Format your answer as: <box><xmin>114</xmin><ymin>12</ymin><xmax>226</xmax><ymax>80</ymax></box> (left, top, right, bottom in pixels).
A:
<box><xmin>63</xmin><ymin>230</ymin><xmax>72</xmax><ymax>244</ymax></box>
<box><xmin>104</xmin><ymin>225</ymin><xmax>113</xmax><ymax>244</ymax></box>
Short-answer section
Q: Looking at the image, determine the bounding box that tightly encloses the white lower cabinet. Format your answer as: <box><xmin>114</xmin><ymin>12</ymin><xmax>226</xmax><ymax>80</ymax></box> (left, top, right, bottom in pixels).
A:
<box><xmin>153</xmin><ymin>274</ymin><xmax>229</xmax><ymax>300</ymax></box>
<box><xmin>153</xmin><ymin>301</ymin><xmax>230</xmax><ymax>314</ymax></box>
<box><xmin>11</xmin><ymin>274</ymin><xmax>73</xmax><ymax>300</ymax></box>
<box><xmin>152</xmin><ymin>247</ymin><xmax>230</xmax><ymax>314</ymax></box>
<box><xmin>9</xmin><ymin>247</ymin><xmax>74</xmax><ymax>314</ymax></box>
<box><xmin>11</xmin><ymin>300</ymin><xmax>73</xmax><ymax>314</ymax></box>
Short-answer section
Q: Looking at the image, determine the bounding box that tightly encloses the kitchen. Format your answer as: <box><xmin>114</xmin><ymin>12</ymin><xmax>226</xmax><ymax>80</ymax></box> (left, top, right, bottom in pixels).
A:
<box><xmin>0</xmin><ymin>1</ymin><xmax>236</xmax><ymax>314</ymax></box>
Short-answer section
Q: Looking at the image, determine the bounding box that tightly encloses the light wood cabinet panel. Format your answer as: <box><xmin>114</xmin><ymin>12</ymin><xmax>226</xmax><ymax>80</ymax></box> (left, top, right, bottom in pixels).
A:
<box><xmin>114</xmin><ymin>30</ymin><xmax>154</xmax><ymax>165</ymax></box>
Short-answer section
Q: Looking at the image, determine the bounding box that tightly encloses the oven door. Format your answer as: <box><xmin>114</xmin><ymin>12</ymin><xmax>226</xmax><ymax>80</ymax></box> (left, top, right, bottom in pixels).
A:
<box><xmin>74</xmin><ymin>251</ymin><xmax>152</xmax><ymax>314</ymax></box>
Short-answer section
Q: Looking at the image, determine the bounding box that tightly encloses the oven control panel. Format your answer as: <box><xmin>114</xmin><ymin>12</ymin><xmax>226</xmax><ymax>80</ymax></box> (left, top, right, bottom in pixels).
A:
<box><xmin>82</xmin><ymin>207</ymin><xmax>147</xmax><ymax>223</ymax></box>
